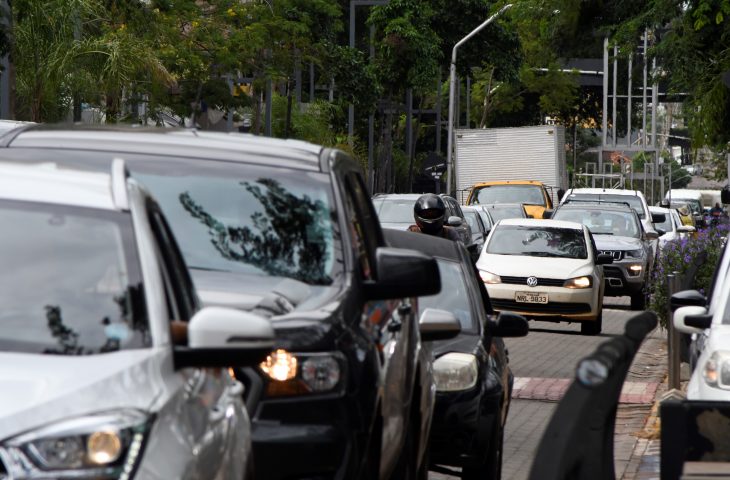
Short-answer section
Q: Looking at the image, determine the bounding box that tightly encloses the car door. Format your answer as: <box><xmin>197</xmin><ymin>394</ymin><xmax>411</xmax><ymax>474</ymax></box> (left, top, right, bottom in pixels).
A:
<box><xmin>148</xmin><ymin>205</ymin><xmax>248</xmax><ymax>480</ymax></box>
<box><xmin>341</xmin><ymin>171</ymin><xmax>416</xmax><ymax>476</ymax></box>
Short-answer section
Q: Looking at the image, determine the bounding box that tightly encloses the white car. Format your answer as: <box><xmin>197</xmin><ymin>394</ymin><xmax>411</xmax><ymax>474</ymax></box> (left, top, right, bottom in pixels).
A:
<box><xmin>649</xmin><ymin>205</ymin><xmax>695</xmax><ymax>249</ymax></box>
<box><xmin>476</xmin><ymin>219</ymin><xmax>611</xmax><ymax>335</ymax></box>
<box><xmin>0</xmin><ymin>161</ymin><xmax>274</xmax><ymax>479</ymax></box>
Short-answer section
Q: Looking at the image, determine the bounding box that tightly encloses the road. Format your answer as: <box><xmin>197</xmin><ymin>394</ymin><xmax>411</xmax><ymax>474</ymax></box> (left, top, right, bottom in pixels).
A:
<box><xmin>429</xmin><ymin>296</ymin><xmax>640</xmax><ymax>480</ymax></box>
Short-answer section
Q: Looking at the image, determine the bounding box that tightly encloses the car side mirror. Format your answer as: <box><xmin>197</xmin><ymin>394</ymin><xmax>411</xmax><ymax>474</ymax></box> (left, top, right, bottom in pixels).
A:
<box><xmin>722</xmin><ymin>187</ymin><xmax>730</xmax><ymax>205</ymax></box>
<box><xmin>447</xmin><ymin>215</ymin><xmax>463</xmax><ymax>227</ymax></box>
<box><xmin>173</xmin><ymin>307</ymin><xmax>275</xmax><ymax>369</ymax></box>
<box><xmin>677</xmin><ymin>225</ymin><xmax>696</xmax><ymax>233</ymax></box>
<box><xmin>596</xmin><ymin>253</ymin><xmax>614</xmax><ymax>265</ymax></box>
<box><xmin>673</xmin><ymin>306</ymin><xmax>711</xmax><ymax>335</ymax></box>
<box><xmin>419</xmin><ymin>308</ymin><xmax>461</xmax><ymax>342</ymax></box>
<box><xmin>651</xmin><ymin>212</ymin><xmax>666</xmax><ymax>224</ymax></box>
<box><xmin>542</xmin><ymin>209</ymin><xmax>553</xmax><ymax>219</ymax></box>
<box><xmin>655</xmin><ymin>228</ymin><xmax>667</xmax><ymax>236</ymax></box>
<box><xmin>488</xmin><ymin>311</ymin><xmax>529</xmax><ymax>338</ymax></box>
<box><xmin>365</xmin><ymin>247</ymin><xmax>441</xmax><ymax>300</ymax></box>
<box><xmin>671</xmin><ymin>289</ymin><xmax>706</xmax><ymax>310</ymax></box>
<box><xmin>645</xmin><ymin>230</ymin><xmax>659</xmax><ymax>240</ymax></box>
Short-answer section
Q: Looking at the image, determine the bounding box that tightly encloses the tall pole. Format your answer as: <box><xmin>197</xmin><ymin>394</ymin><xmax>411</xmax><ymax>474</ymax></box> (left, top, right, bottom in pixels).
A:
<box><xmin>446</xmin><ymin>3</ymin><xmax>513</xmax><ymax>196</ymax></box>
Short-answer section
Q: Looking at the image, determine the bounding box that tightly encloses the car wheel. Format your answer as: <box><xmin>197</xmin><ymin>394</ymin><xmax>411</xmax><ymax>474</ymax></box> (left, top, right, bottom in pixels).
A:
<box><xmin>462</xmin><ymin>419</ymin><xmax>503</xmax><ymax>480</ymax></box>
<box><xmin>581</xmin><ymin>311</ymin><xmax>602</xmax><ymax>335</ymax></box>
<box><xmin>630</xmin><ymin>292</ymin><xmax>647</xmax><ymax>310</ymax></box>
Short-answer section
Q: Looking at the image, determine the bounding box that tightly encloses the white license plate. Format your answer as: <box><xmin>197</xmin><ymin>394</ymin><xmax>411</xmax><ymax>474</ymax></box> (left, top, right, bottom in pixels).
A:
<box><xmin>515</xmin><ymin>291</ymin><xmax>548</xmax><ymax>304</ymax></box>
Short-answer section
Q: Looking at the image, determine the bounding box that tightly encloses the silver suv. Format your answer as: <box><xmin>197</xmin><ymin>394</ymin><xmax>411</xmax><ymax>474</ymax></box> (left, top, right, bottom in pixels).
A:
<box><xmin>552</xmin><ymin>203</ymin><xmax>655</xmax><ymax>310</ymax></box>
<box><xmin>0</xmin><ymin>161</ymin><xmax>273</xmax><ymax>479</ymax></box>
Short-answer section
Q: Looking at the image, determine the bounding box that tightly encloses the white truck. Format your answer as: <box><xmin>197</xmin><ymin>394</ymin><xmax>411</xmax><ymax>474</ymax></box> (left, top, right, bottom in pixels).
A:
<box><xmin>454</xmin><ymin>125</ymin><xmax>568</xmax><ymax>206</ymax></box>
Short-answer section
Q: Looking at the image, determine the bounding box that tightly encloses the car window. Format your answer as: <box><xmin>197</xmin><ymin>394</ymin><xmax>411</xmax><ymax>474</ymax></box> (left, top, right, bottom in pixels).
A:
<box><xmin>0</xmin><ymin>200</ymin><xmax>149</xmax><ymax>355</ymax></box>
<box><xmin>653</xmin><ymin>210</ymin><xmax>673</xmax><ymax>233</ymax></box>
<box><xmin>344</xmin><ymin>177</ymin><xmax>376</xmax><ymax>280</ymax></box>
<box><xmin>564</xmin><ymin>193</ymin><xmax>645</xmax><ymax>218</ymax></box>
<box><xmin>133</xmin><ymin>160</ymin><xmax>340</xmax><ymax>286</ymax></box>
<box><xmin>420</xmin><ymin>259</ymin><xmax>476</xmax><ymax>331</ymax></box>
<box><xmin>486</xmin><ymin>225</ymin><xmax>588</xmax><ymax>259</ymax></box>
<box><xmin>553</xmin><ymin>208</ymin><xmax>640</xmax><ymax>238</ymax></box>
<box><xmin>373</xmin><ymin>198</ymin><xmax>415</xmax><ymax>223</ymax></box>
<box><xmin>463</xmin><ymin>211</ymin><xmax>482</xmax><ymax>233</ymax></box>
<box><xmin>488</xmin><ymin>205</ymin><xmax>525</xmax><ymax>222</ymax></box>
<box><xmin>473</xmin><ymin>185</ymin><xmax>546</xmax><ymax>206</ymax></box>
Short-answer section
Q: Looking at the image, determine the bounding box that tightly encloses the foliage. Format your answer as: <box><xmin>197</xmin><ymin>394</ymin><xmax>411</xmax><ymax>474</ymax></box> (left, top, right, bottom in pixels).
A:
<box><xmin>271</xmin><ymin>94</ymin><xmax>339</xmax><ymax>146</ymax></box>
<box><xmin>650</xmin><ymin>226</ymin><xmax>727</xmax><ymax>328</ymax></box>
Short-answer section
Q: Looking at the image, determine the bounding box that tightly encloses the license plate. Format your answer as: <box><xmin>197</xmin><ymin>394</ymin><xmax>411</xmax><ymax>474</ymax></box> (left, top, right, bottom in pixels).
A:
<box><xmin>515</xmin><ymin>291</ymin><xmax>548</xmax><ymax>304</ymax></box>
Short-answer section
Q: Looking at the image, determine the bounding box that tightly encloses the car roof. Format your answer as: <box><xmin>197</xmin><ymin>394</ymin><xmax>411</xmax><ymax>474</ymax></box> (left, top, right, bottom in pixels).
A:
<box><xmin>497</xmin><ymin>218</ymin><xmax>585</xmax><ymax>230</ymax></box>
<box><xmin>556</xmin><ymin>202</ymin><xmax>634</xmax><ymax>213</ymax></box>
<box><xmin>383</xmin><ymin>229</ymin><xmax>464</xmax><ymax>262</ymax></box>
<box><xmin>471</xmin><ymin>180</ymin><xmax>545</xmax><ymax>187</ymax></box>
<box><xmin>0</xmin><ymin>125</ymin><xmax>325</xmax><ymax>171</ymax></box>
<box><xmin>0</xmin><ymin>162</ymin><xmax>117</xmax><ymax>210</ymax></box>
<box><xmin>567</xmin><ymin>188</ymin><xmax>641</xmax><ymax>197</ymax></box>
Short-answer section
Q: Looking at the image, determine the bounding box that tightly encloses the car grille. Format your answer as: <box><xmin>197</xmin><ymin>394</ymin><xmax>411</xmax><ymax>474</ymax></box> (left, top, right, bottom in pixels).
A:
<box><xmin>599</xmin><ymin>250</ymin><xmax>624</xmax><ymax>261</ymax></box>
<box><xmin>603</xmin><ymin>266</ymin><xmax>624</xmax><ymax>279</ymax></box>
<box><xmin>500</xmin><ymin>276</ymin><xmax>565</xmax><ymax>287</ymax></box>
<box><xmin>491</xmin><ymin>299</ymin><xmax>592</xmax><ymax>314</ymax></box>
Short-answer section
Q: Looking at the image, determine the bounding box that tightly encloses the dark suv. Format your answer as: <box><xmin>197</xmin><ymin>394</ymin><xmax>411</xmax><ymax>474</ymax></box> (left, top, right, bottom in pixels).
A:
<box><xmin>0</xmin><ymin>126</ymin><xmax>454</xmax><ymax>479</ymax></box>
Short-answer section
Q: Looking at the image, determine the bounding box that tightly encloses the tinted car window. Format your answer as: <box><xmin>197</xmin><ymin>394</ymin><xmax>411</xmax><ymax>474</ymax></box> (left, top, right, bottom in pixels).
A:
<box><xmin>553</xmin><ymin>209</ymin><xmax>640</xmax><ymax>238</ymax></box>
<box><xmin>564</xmin><ymin>193</ymin><xmax>645</xmax><ymax>218</ymax></box>
<box><xmin>463</xmin><ymin>210</ymin><xmax>482</xmax><ymax>233</ymax></box>
<box><xmin>373</xmin><ymin>198</ymin><xmax>414</xmax><ymax>223</ymax></box>
<box><xmin>486</xmin><ymin>225</ymin><xmax>588</xmax><ymax>259</ymax></box>
<box><xmin>0</xmin><ymin>200</ymin><xmax>148</xmax><ymax>355</ymax></box>
<box><xmin>420</xmin><ymin>259</ymin><xmax>476</xmax><ymax>330</ymax></box>
<box><xmin>134</xmin><ymin>160</ymin><xmax>340</xmax><ymax>286</ymax></box>
<box><xmin>473</xmin><ymin>185</ymin><xmax>545</xmax><ymax>206</ymax></box>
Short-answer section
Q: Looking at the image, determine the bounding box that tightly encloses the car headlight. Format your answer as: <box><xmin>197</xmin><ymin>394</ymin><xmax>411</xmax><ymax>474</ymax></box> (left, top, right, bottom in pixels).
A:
<box><xmin>703</xmin><ymin>351</ymin><xmax>730</xmax><ymax>390</ymax></box>
<box><xmin>2</xmin><ymin>410</ymin><xmax>150</xmax><ymax>479</ymax></box>
<box><xmin>479</xmin><ymin>270</ymin><xmax>501</xmax><ymax>284</ymax></box>
<box><xmin>433</xmin><ymin>353</ymin><xmax>478</xmax><ymax>392</ymax></box>
<box><xmin>260</xmin><ymin>350</ymin><xmax>346</xmax><ymax>397</ymax></box>
<box><xmin>625</xmin><ymin>249</ymin><xmax>644</xmax><ymax>258</ymax></box>
<box><xmin>563</xmin><ymin>276</ymin><xmax>593</xmax><ymax>289</ymax></box>
<box><xmin>627</xmin><ymin>264</ymin><xmax>643</xmax><ymax>276</ymax></box>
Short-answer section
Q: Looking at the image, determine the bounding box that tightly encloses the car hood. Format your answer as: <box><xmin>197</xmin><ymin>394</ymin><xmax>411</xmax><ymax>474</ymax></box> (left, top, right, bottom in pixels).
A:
<box><xmin>477</xmin><ymin>254</ymin><xmax>593</xmax><ymax>278</ymax></box>
<box><xmin>381</xmin><ymin>222</ymin><xmax>413</xmax><ymax>231</ymax></box>
<box><xmin>593</xmin><ymin>235</ymin><xmax>643</xmax><ymax>250</ymax></box>
<box><xmin>0</xmin><ymin>349</ymin><xmax>168</xmax><ymax>440</ymax></box>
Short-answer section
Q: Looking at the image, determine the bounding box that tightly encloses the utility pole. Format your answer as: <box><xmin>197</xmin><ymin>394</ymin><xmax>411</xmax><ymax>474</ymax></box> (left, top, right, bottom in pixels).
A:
<box><xmin>446</xmin><ymin>4</ymin><xmax>513</xmax><ymax>196</ymax></box>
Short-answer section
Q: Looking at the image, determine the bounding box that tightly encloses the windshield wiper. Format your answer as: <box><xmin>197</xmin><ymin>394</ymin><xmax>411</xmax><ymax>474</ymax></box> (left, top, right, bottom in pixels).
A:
<box><xmin>523</xmin><ymin>252</ymin><xmax>554</xmax><ymax>257</ymax></box>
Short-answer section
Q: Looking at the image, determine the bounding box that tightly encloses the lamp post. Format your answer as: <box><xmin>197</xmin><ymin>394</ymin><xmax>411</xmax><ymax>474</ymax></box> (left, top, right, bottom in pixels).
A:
<box><xmin>446</xmin><ymin>3</ymin><xmax>513</xmax><ymax>196</ymax></box>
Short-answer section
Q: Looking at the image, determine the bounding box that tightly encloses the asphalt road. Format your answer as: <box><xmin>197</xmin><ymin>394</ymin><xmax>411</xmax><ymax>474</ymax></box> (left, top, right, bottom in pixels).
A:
<box><xmin>429</xmin><ymin>296</ymin><xmax>637</xmax><ymax>480</ymax></box>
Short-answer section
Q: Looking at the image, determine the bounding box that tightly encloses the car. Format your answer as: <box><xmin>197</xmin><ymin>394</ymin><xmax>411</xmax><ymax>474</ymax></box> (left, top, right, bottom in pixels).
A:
<box><xmin>440</xmin><ymin>194</ymin><xmax>475</xmax><ymax>245</ymax></box>
<box><xmin>476</xmin><ymin>218</ymin><xmax>610</xmax><ymax>334</ymax></box>
<box><xmin>669</xmin><ymin>200</ymin><xmax>698</xmax><ymax>228</ymax></box>
<box><xmin>384</xmin><ymin>229</ymin><xmax>528</xmax><ymax>479</ymax></box>
<box><xmin>0</xmin><ymin>160</ymin><xmax>275</xmax><ymax>479</ymax></box>
<box><xmin>649</xmin><ymin>205</ymin><xmax>695</xmax><ymax>250</ymax></box>
<box><xmin>552</xmin><ymin>203</ymin><xmax>655</xmax><ymax>310</ymax></box>
<box><xmin>479</xmin><ymin>203</ymin><xmax>528</xmax><ymax>223</ymax></box>
<box><xmin>0</xmin><ymin>125</ymin><xmax>453</xmax><ymax>480</ymax></box>
<box><xmin>466</xmin><ymin>180</ymin><xmax>556</xmax><ymax>219</ymax></box>
<box><xmin>666</xmin><ymin>189</ymin><xmax>705</xmax><ymax>228</ymax></box>
<box><xmin>462</xmin><ymin>205</ymin><xmax>490</xmax><ymax>261</ymax></box>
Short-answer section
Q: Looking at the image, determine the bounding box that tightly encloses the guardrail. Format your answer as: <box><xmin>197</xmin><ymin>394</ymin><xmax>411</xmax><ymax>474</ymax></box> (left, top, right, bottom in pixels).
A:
<box><xmin>527</xmin><ymin>311</ymin><xmax>658</xmax><ymax>480</ymax></box>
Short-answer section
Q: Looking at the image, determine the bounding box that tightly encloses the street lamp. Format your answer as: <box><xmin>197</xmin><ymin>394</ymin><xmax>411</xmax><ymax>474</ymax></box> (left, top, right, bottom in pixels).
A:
<box><xmin>446</xmin><ymin>3</ymin><xmax>513</xmax><ymax>196</ymax></box>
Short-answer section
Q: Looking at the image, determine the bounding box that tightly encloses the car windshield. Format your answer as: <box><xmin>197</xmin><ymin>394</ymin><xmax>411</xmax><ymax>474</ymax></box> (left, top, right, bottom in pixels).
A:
<box><xmin>463</xmin><ymin>210</ymin><xmax>482</xmax><ymax>233</ymax></box>
<box><xmin>564</xmin><ymin>193</ymin><xmax>646</xmax><ymax>219</ymax></box>
<box><xmin>673</xmin><ymin>198</ymin><xmax>702</xmax><ymax>215</ymax></box>
<box><xmin>486</xmin><ymin>225</ymin><xmax>588</xmax><ymax>258</ymax></box>
<box><xmin>487</xmin><ymin>205</ymin><xmax>525</xmax><ymax>222</ymax></box>
<box><xmin>553</xmin><ymin>208</ymin><xmax>640</xmax><ymax>238</ymax></box>
<box><xmin>653</xmin><ymin>210</ymin><xmax>673</xmax><ymax>233</ymax></box>
<box><xmin>373</xmin><ymin>198</ymin><xmax>415</xmax><ymax>223</ymax></box>
<box><xmin>472</xmin><ymin>185</ymin><xmax>546</xmax><ymax>206</ymax></box>
<box><xmin>420</xmin><ymin>259</ymin><xmax>476</xmax><ymax>331</ymax></box>
<box><xmin>0</xmin><ymin>201</ymin><xmax>148</xmax><ymax>355</ymax></box>
<box><xmin>134</xmin><ymin>160</ymin><xmax>340</xmax><ymax>286</ymax></box>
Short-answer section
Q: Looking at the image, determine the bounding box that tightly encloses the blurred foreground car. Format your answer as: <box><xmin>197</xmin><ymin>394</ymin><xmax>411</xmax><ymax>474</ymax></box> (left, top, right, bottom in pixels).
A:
<box><xmin>649</xmin><ymin>205</ymin><xmax>695</xmax><ymax>250</ymax></box>
<box><xmin>0</xmin><ymin>161</ymin><xmax>274</xmax><ymax>479</ymax></box>
<box><xmin>385</xmin><ymin>230</ymin><xmax>528</xmax><ymax>480</ymax></box>
<box><xmin>477</xmin><ymin>219</ymin><xmax>610</xmax><ymax>334</ymax></box>
<box><xmin>0</xmin><ymin>125</ymin><xmax>451</xmax><ymax>480</ymax></box>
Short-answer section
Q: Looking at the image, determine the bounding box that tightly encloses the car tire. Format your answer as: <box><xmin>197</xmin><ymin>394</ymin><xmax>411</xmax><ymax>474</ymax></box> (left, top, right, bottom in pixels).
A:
<box><xmin>630</xmin><ymin>292</ymin><xmax>647</xmax><ymax>310</ymax></box>
<box><xmin>462</xmin><ymin>419</ymin><xmax>503</xmax><ymax>480</ymax></box>
<box><xmin>581</xmin><ymin>316</ymin><xmax>602</xmax><ymax>336</ymax></box>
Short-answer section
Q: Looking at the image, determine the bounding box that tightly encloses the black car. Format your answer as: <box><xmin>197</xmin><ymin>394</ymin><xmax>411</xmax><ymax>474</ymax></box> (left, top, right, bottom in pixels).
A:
<box><xmin>385</xmin><ymin>229</ymin><xmax>529</xmax><ymax>480</ymax></box>
<box><xmin>0</xmin><ymin>126</ymin><xmax>455</xmax><ymax>480</ymax></box>
<box><xmin>462</xmin><ymin>205</ymin><xmax>490</xmax><ymax>261</ymax></box>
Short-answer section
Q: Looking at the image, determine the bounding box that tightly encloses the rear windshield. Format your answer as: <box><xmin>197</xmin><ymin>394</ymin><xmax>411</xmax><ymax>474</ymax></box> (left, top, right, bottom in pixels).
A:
<box><xmin>487</xmin><ymin>205</ymin><xmax>525</xmax><ymax>222</ymax></box>
<box><xmin>472</xmin><ymin>185</ymin><xmax>546</xmax><ymax>206</ymax></box>
<box><xmin>0</xmin><ymin>201</ymin><xmax>148</xmax><ymax>355</ymax></box>
<box><xmin>553</xmin><ymin>208</ymin><xmax>640</xmax><ymax>238</ymax></box>
<box><xmin>486</xmin><ymin>225</ymin><xmax>588</xmax><ymax>259</ymax></box>
<box><xmin>564</xmin><ymin>193</ymin><xmax>645</xmax><ymax>218</ymax></box>
<box><xmin>372</xmin><ymin>198</ymin><xmax>415</xmax><ymax>224</ymax></box>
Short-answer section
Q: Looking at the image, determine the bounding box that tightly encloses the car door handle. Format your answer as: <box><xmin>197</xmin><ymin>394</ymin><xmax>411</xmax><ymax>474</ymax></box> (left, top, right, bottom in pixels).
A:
<box><xmin>398</xmin><ymin>304</ymin><xmax>412</xmax><ymax>315</ymax></box>
<box><xmin>228</xmin><ymin>380</ymin><xmax>245</xmax><ymax>397</ymax></box>
<box><xmin>387</xmin><ymin>319</ymin><xmax>402</xmax><ymax>332</ymax></box>
<box><xmin>209</xmin><ymin>405</ymin><xmax>226</xmax><ymax>424</ymax></box>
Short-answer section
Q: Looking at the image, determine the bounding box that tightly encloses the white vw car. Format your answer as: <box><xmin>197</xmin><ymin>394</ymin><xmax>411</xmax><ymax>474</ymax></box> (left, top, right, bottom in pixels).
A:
<box><xmin>476</xmin><ymin>219</ymin><xmax>611</xmax><ymax>335</ymax></box>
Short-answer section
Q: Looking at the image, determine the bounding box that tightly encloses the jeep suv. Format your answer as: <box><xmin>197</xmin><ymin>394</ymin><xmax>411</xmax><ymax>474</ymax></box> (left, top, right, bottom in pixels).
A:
<box><xmin>0</xmin><ymin>126</ymin><xmax>452</xmax><ymax>479</ymax></box>
<box><xmin>552</xmin><ymin>203</ymin><xmax>654</xmax><ymax>309</ymax></box>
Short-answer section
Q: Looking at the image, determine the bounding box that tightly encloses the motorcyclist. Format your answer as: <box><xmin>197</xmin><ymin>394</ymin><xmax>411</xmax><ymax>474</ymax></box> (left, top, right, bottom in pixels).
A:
<box><xmin>408</xmin><ymin>194</ymin><xmax>461</xmax><ymax>241</ymax></box>
<box><xmin>710</xmin><ymin>202</ymin><xmax>725</xmax><ymax>227</ymax></box>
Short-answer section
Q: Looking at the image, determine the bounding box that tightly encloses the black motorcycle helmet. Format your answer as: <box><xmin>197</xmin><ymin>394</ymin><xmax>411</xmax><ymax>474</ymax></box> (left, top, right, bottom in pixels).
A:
<box><xmin>414</xmin><ymin>194</ymin><xmax>446</xmax><ymax>234</ymax></box>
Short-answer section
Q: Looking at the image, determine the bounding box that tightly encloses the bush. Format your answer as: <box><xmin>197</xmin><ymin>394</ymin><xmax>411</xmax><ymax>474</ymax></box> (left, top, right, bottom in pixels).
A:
<box><xmin>649</xmin><ymin>226</ymin><xmax>728</xmax><ymax>328</ymax></box>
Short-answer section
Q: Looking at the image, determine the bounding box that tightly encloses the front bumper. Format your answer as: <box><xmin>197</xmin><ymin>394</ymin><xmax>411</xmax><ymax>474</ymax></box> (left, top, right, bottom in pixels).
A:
<box><xmin>486</xmin><ymin>284</ymin><xmax>599</xmax><ymax>321</ymax></box>
<box><xmin>603</xmin><ymin>262</ymin><xmax>646</xmax><ymax>297</ymax></box>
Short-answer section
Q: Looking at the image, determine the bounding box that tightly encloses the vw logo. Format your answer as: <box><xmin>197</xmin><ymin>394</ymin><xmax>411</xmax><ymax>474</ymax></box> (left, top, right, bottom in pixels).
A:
<box><xmin>526</xmin><ymin>276</ymin><xmax>538</xmax><ymax>287</ymax></box>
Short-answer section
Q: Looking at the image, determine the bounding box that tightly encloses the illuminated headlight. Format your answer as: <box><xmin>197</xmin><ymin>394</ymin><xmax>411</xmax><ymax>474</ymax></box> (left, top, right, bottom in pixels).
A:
<box><xmin>3</xmin><ymin>410</ymin><xmax>150</xmax><ymax>479</ymax></box>
<box><xmin>479</xmin><ymin>270</ymin><xmax>501</xmax><ymax>284</ymax></box>
<box><xmin>625</xmin><ymin>249</ymin><xmax>644</xmax><ymax>259</ymax></box>
<box><xmin>703</xmin><ymin>351</ymin><xmax>730</xmax><ymax>389</ymax></box>
<box><xmin>433</xmin><ymin>353</ymin><xmax>478</xmax><ymax>392</ymax></box>
<box><xmin>563</xmin><ymin>276</ymin><xmax>593</xmax><ymax>289</ymax></box>
<box><xmin>627</xmin><ymin>264</ymin><xmax>643</xmax><ymax>276</ymax></box>
<box><xmin>260</xmin><ymin>350</ymin><xmax>345</xmax><ymax>397</ymax></box>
